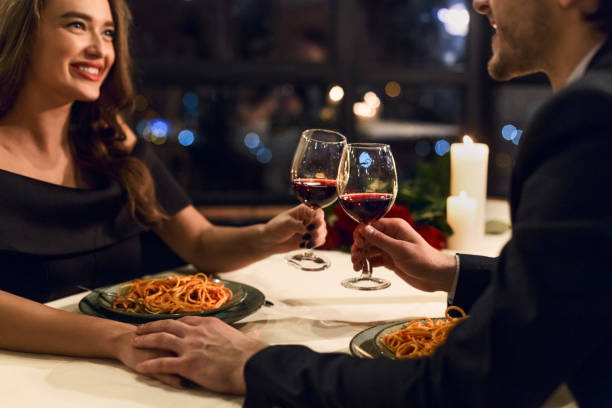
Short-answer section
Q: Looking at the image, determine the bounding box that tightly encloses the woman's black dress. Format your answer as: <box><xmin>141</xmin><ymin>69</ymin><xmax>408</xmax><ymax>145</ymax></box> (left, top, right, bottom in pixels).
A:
<box><xmin>0</xmin><ymin>139</ymin><xmax>191</xmax><ymax>302</ymax></box>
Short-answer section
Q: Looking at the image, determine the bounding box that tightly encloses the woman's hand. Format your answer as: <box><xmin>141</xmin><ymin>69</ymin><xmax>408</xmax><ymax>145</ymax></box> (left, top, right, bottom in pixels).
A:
<box><xmin>132</xmin><ymin>317</ymin><xmax>268</xmax><ymax>393</ymax></box>
<box><xmin>351</xmin><ymin>218</ymin><xmax>456</xmax><ymax>293</ymax></box>
<box><xmin>112</xmin><ymin>328</ymin><xmax>185</xmax><ymax>388</ymax></box>
<box><xmin>260</xmin><ymin>204</ymin><xmax>326</xmax><ymax>254</ymax></box>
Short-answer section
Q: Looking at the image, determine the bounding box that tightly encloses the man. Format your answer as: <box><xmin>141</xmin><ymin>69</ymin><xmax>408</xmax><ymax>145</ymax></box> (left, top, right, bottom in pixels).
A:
<box><xmin>131</xmin><ymin>0</ymin><xmax>612</xmax><ymax>406</ymax></box>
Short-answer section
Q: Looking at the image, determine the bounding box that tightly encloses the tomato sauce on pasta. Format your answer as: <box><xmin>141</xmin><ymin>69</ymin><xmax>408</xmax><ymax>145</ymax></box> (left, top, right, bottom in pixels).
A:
<box><xmin>380</xmin><ymin>306</ymin><xmax>467</xmax><ymax>359</ymax></box>
<box><xmin>112</xmin><ymin>273</ymin><xmax>232</xmax><ymax>314</ymax></box>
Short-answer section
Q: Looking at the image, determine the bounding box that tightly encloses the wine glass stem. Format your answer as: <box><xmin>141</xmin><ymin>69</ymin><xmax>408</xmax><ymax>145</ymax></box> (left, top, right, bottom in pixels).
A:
<box><xmin>360</xmin><ymin>246</ymin><xmax>373</xmax><ymax>279</ymax></box>
<box><xmin>304</xmin><ymin>249</ymin><xmax>315</xmax><ymax>259</ymax></box>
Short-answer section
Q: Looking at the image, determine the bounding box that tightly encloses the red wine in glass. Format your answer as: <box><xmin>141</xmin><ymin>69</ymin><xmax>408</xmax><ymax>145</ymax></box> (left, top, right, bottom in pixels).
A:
<box><xmin>286</xmin><ymin>129</ymin><xmax>346</xmax><ymax>271</ymax></box>
<box><xmin>338</xmin><ymin>193</ymin><xmax>394</xmax><ymax>224</ymax></box>
<box><xmin>336</xmin><ymin>143</ymin><xmax>397</xmax><ymax>290</ymax></box>
<box><xmin>292</xmin><ymin>178</ymin><xmax>338</xmax><ymax>209</ymax></box>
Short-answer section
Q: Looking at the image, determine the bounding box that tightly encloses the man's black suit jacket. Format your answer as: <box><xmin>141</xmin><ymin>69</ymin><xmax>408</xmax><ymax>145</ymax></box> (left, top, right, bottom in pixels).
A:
<box><xmin>242</xmin><ymin>42</ymin><xmax>612</xmax><ymax>408</ymax></box>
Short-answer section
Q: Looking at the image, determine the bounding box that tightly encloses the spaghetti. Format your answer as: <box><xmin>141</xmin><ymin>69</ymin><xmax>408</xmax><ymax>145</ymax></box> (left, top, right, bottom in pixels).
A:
<box><xmin>112</xmin><ymin>273</ymin><xmax>233</xmax><ymax>314</ymax></box>
<box><xmin>380</xmin><ymin>305</ymin><xmax>467</xmax><ymax>359</ymax></box>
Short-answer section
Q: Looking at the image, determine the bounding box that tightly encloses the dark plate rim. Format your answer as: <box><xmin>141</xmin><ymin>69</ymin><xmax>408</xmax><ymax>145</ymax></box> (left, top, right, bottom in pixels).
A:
<box><xmin>349</xmin><ymin>320</ymin><xmax>402</xmax><ymax>359</ymax></box>
<box><xmin>350</xmin><ymin>317</ymin><xmax>451</xmax><ymax>360</ymax></box>
<box><xmin>79</xmin><ymin>278</ymin><xmax>266</xmax><ymax>325</ymax></box>
<box><xmin>95</xmin><ymin>277</ymin><xmax>247</xmax><ymax>319</ymax></box>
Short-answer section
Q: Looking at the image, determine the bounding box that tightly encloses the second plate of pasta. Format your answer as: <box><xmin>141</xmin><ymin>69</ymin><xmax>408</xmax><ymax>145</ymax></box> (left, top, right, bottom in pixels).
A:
<box><xmin>350</xmin><ymin>306</ymin><xmax>467</xmax><ymax>360</ymax></box>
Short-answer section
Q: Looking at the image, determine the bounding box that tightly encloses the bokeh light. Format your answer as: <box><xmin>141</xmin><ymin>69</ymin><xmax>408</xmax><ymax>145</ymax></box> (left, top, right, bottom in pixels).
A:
<box><xmin>502</xmin><ymin>124</ymin><xmax>523</xmax><ymax>145</ymax></box>
<box><xmin>513</xmin><ymin>130</ymin><xmax>523</xmax><ymax>145</ymax></box>
<box><xmin>437</xmin><ymin>3</ymin><xmax>470</xmax><ymax>37</ymax></box>
<box><xmin>364</xmin><ymin>91</ymin><xmax>381</xmax><ymax>109</ymax></box>
<box><xmin>149</xmin><ymin>119</ymin><xmax>170</xmax><ymax>138</ymax></box>
<box><xmin>256</xmin><ymin>147</ymin><xmax>272</xmax><ymax>163</ymax></box>
<box><xmin>385</xmin><ymin>81</ymin><xmax>401</xmax><ymax>98</ymax></box>
<box><xmin>435</xmin><ymin>139</ymin><xmax>451</xmax><ymax>156</ymax></box>
<box><xmin>178</xmin><ymin>130</ymin><xmax>195</xmax><ymax>146</ymax></box>
<box><xmin>359</xmin><ymin>152</ymin><xmax>373</xmax><ymax>168</ymax></box>
<box><xmin>244</xmin><ymin>132</ymin><xmax>261</xmax><ymax>149</ymax></box>
<box><xmin>328</xmin><ymin>85</ymin><xmax>344</xmax><ymax>103</ymax></box>
<box><xmin>502</xmin><ymin>124</ymin><xmax>518</xmax><ymax>140</ymax></box>
<box><xmin>353</xmin><ymin>102</ymin><xmax>376</xmax><ymax>118</ymax></box>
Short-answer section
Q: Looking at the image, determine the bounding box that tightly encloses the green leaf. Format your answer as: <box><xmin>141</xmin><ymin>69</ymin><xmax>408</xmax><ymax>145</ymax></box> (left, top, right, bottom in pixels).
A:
<box><xmin>396</xmin><ymin>154</ymin><xmax>451</xmax><ymax>236</ymax></box>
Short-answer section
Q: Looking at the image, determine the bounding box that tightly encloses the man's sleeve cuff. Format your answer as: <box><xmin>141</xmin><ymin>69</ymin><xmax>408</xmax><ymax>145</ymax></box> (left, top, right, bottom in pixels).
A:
<box><xmin>447</xmin><ymin>253</ymin><xmax>460</xmax><ymax>305</ymax></box>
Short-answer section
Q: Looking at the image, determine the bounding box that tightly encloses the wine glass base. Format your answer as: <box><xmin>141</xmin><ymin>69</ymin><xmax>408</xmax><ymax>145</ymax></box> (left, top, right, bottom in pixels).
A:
<box><xmin>285</xmin><ymin>251</ymin><xmax>330</xmax><ymax>271</ymax></box>
<box><xmin>341</xmin><ymin>276</ymin><xmax>391</xmax><ymax>291</ymax></box>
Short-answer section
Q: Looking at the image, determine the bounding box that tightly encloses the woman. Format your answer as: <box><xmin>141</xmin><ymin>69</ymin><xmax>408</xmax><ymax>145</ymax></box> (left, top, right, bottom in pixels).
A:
<box><xmin>0</xmin><ymin>0</ymin><xmax>325</xmax><ymax>387</ymax></box>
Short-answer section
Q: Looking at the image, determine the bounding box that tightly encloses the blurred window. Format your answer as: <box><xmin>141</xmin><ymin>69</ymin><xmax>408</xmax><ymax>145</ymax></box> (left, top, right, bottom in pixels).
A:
<box><xmin>355</xmin><ymin>0</ymin><xmax>470</xmax><ymax>71</ymax></box>
<box><xmin>352</xmin><ymin>84</ymin><xmax>462</xmax><ymax>182</ymax></box>
<box><xmin>127</xmin><ymin>0</ymin><xmax>492</xmax><ymax>206</ymax></box>
<box><xmin>132</xmin><ymin>83</ymin><xmax>338</xmax><ymax>203</ymax></box>
<box><xmin>130</xmin><ymin>0</ymin><xmax>333</xmax><ymax>63</ymax></box>
<box><xmin>352</xmin><ymin>84</ymin><xmax>462</xmax><ymax>125</ymax></box>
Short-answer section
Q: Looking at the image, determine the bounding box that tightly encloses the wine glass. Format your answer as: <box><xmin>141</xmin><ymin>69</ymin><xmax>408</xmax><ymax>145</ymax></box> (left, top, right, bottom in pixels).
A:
<box><xmin>337</xmin><ymin>143</ymin><xmax>398</xmax><ymax>290</ymax></box>
<box><xmin>285</xmin><ymin>129</ymin><xmax>347</xmax><ymax>271</ymax></box>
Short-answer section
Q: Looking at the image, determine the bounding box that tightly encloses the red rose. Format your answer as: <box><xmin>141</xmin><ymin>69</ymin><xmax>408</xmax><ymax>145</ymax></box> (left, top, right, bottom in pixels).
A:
<box><xmin>415</xmin><ymin>224</ymin><xmax>447</xmax><ymax>250</ymax></box>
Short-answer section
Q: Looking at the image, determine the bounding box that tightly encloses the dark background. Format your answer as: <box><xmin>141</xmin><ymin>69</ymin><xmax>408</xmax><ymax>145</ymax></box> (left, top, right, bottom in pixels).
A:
<box><xmin>127</xmin><ymin>0</ymin><xmax>551</xmax><ymax>208</ymax></box>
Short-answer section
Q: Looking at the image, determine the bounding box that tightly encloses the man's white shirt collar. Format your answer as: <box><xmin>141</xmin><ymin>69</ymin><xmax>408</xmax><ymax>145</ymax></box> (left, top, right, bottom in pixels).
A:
<box><xmin>566</xmin><ymin>40</ymin><xmax>606</xmax><ymax>85</ymax></box>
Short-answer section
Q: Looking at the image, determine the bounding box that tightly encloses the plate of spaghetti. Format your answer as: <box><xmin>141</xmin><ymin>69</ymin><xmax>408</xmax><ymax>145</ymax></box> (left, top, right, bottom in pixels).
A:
<box><xmin>94</xmin><ymin>272</ymin><xmax>247</xmax><ymax>319</ymax></box>
<box><xmin>375</xmin><ymin>306</ymin><xmax>467</xmax><ymax>359</ymax></box>
<box><xmin>349</xmin><ymin>306</ymin><xmax>467</xmax><ymax>359</ymax></box>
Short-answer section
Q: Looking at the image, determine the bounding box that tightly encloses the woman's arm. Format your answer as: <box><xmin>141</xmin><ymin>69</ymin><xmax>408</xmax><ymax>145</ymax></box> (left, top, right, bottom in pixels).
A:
<box><xmin>0</xmin><ymin>290</ymin><xmax>132</xmax><ymax>357</ymax></box>
<box><xmin>153</xmin><ymin>204</ymin><xmax>326</xmax><ymax>273</ymax></box>
<box><xmin>0</xmin><ymin>290</ymin><xmax>185</xmax><ymax>386</ymax></box>
<box><xmin>119</xmin><ymin>120</ymin><xmax>326</xmax><ymax>273</ymax></box>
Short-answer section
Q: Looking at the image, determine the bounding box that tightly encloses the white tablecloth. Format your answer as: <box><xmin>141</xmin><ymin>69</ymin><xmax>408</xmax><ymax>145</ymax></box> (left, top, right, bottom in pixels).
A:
<box><xmin>1</xmin><ymin>199</ymin><xmax>574</xmax><ymax>407</ymax></box>
<box><xmin>2</xmin><ymin>250</ymin><xmax>447</xmax><ymax>407</ymax></box>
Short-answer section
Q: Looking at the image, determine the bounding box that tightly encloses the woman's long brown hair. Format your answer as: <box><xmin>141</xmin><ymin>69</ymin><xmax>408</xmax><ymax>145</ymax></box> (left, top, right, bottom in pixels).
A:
<box><xmin>0</xmin><ymin>0</ymin><xmax>168</xmax><ymax>226</ymax></box>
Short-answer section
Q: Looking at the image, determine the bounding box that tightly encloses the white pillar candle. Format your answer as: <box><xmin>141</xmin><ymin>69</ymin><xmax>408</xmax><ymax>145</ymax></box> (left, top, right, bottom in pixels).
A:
<box><xmin>450</xmin><ymin>135</ymin><xmax>489</xmax><ymax>238</ymax></box>
<box><xmin>446</xmin><ymin>191</ymin><xmax>478</xmax><ymax>252</ymax></box>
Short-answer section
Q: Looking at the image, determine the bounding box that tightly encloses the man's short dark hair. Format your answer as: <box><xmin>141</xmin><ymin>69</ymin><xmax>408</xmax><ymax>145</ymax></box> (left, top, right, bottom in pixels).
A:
<box><xmin>587</xmin><ymin>0</ymin><xmax>612</xmax><ymax>34</ymax></box>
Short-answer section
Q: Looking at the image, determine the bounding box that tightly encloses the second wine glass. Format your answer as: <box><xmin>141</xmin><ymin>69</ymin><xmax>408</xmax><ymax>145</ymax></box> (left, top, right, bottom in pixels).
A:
<box><xmin>337</xmin><ymin>143</ymin><xmax>398</xmax><ymax>290</ymax></box>
<box><xmin>286</xmin><ymin>129</ymin><xmax>347</xmax><ymax>271</ymax></box>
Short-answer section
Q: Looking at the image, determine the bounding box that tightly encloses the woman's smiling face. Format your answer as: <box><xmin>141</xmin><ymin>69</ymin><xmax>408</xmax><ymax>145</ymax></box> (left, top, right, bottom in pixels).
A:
<box><xmin>26</xmin><ymin>0</ymin><xmax>116</xmax><ymax>104</ymax></box>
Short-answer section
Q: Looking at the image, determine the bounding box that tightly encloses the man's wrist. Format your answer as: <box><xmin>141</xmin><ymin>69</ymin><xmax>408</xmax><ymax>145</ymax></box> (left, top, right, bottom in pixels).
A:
<box><xmin>240</xmin><ymin>342</ymin><xmax>270</xmax><ymax>394</ymax></box>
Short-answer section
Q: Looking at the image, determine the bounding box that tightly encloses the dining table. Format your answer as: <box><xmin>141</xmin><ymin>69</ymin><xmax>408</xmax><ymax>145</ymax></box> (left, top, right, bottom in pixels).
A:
<box><xmin>0</xmin><ymin>199</ymin><xmax>575</xmax><ymax>407</ymax></box>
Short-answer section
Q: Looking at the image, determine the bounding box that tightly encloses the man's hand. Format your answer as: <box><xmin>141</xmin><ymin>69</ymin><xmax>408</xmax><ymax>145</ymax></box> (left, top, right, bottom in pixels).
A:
<box><xmin>132</xmin><ymin>317</ymin><xmax>268</xmax><ymax>394</ymax></box>
<box><xmin>352</xmin><ymin>218</ymin><xmax>456</xmax><ymax>293</ymax></box>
